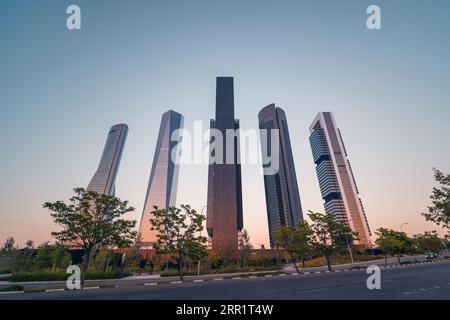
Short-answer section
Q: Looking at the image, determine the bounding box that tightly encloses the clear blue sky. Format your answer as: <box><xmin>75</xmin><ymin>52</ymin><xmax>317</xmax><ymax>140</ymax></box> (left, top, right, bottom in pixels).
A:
<box><xmin>1</xmin><ymin>0</ymin><xmax>449</xmax><ymax>247</ymax></box>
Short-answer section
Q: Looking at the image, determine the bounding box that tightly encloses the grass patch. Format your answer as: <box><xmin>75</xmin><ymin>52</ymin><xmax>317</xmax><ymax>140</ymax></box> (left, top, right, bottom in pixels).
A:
<box><xmin>9</xmin><ymin>270</ymin><xmax>131</xmax><ymax>282</ymax></box>
<box><xmin>0</xmin><ymin>285</ymin><xmax>24</xmax><ymax>292</ymax></box>
<box><xmin>160</xmin><ymin>265</ymin><xmax>282</xmax><ymax>277</ymax></box>
<box><xmin>302</xmin><ymin>255</ymin><xmax>384</xmax><ymax>268</ymax></box>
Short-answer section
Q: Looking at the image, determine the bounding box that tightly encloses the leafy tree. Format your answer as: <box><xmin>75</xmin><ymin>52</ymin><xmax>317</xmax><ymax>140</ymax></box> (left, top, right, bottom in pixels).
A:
<box><xmin>274</xmin><ymin>223</ymin><xmax>312</xmax><ymax>273</ymax></box>
<box><xmin>44</xmin><ymin>187</ymin><xmax>137</xmax><ymax>287</ymax></box>
<box><xmin>25</xmin><ymin>240</ymin><xmax>34</xmax><ymax>249</ymax></box>
<box><xmin>35</xmin><ymin>242</ymin><xmax>53</xmax><ymax>270</ymax></box>
<box><xmin>307</xmin><ymin>211</ymin><xmax>356</xmax><ymax>272</ymax></box>
<box><xmin>422</xmin><ymin>169</ymin><xmax>450</xmax><ymax>230</ymax></box>
<box><xmin>122</xmin><ymin>237</ymin><xmax>143</xmax><ymax>272</ymax></box>
<box><xmin>238</xmin><ymin>229</ymin><xmax>253</xmax><ymax>268</ymax></box>
<box><xmin>186</xmin><ymin>239</ymin><xmax>209</xmax><ymax>276</ymax></box>
<box><xmin>150</xmin><ymin>205</ymin><xmax>207</xmax><ymax>281</ymax></box>
<box><xmin>51</xmin><ymin>244</ymin><xmax>71</xmax><ymax>271</ymax></box>
<box><xmin>413</xmin><ymin>231</ymin><xmax>445</xmax><ymax>254</ymax></box>
<box><xmin>375</xmin><ymin>228</ymin><xmax>414</xmax><ymax>265</ymax></box>
<box><xmin>1</xmin><ymin>237</ymin><xmax>17</xmax><ymax>255</ymax></box>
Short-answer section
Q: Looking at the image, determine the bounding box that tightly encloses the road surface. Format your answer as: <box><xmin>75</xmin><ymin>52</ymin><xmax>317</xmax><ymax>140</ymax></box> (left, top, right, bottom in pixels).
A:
<box><xmin>1</xmin><ymin>260</ymin><xmax>449</xmax><ymax>300</ymax></box>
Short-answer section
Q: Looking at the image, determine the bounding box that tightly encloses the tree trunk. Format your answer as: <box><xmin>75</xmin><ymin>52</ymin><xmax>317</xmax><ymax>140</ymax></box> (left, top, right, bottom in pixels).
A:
<box><xmin>397</xmin><ymin>253</ymin><xmax>401</xmax><ymax>265</ymax></box>
<box><xmin>102</xmin><ymin>250</ymin><xmax>109</xmax><ymax>273</ymax></box>
<box><xmin>325</xmin><ymin>254</ymin><xmax>332</xmax><ymax>272</ymax></box>
<box><xmin>179</xmin><ymin>252</ymin><xmax>184</xmax><ymax>281</ymax></box>
<box><xmin>81</xmin><ymin>248</ymin><xmax>91</xmax><ymax>288</ymax></box>
<box><xmin>290</xmin><ymin>251</ymin><xmax>300</xmax><ymax>274</ymax></box>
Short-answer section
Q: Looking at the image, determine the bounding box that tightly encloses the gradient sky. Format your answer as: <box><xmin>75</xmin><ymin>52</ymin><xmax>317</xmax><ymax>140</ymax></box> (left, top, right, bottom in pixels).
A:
<box><xmin>1</xmin><ymin>0</ymin><xmax>450</xmax><ymax>248</ymax></box>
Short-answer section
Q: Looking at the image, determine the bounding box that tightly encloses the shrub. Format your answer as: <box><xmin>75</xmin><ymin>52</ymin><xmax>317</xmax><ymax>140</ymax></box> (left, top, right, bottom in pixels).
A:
<box><xmin>0</xmin><ymin>285</ymin><xmax>24</xmax><ymax>292</ymax></box>
<box><xmin>9</xmin><ymin>270</ymin><xmax>131</xmax><ymax>282</ymax></box>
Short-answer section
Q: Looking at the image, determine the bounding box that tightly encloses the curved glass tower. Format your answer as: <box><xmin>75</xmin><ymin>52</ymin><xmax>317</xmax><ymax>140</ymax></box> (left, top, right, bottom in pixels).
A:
<box><xmin>259</xmin><ymin>104</ymin><xmax>304</xmax><ymax>247</ymax></box>
<box><xmin>309</xmin><ymin>112</ymin><xmax>371</xmax><ymax>247</ymax></box>
<box><xmin>139</xmin><ymin>110</ymin><xmax>184</xmax><ymax>246</ymax></box>
<box><xmin>87</xmin><ymin>123</ymin><xmax>128</xmax><ymax>196</ymax></box>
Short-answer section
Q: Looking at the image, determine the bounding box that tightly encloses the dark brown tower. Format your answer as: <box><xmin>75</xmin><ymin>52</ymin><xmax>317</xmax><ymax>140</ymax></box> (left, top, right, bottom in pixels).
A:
<box><xmin>206</xmin><ymin>77</ymin><xmax>243</xmax><ymax>256</ymax></box>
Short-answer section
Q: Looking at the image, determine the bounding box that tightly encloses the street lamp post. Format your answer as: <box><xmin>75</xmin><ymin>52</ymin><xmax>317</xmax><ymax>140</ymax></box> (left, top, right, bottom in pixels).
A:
<box><xmin>344</xmin><ymin>218</ymin><xmax>354</xmax><ymax>264</ymax></box>
<box><xmin>197</xmin><ymin>205</ymin><xmax>208</xmax><ymax>277</ymax></box>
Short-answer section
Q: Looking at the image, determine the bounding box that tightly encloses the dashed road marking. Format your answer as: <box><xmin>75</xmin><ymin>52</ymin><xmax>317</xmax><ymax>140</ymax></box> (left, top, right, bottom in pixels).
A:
<box><xmin>193</xmin><ymin>279</ymin><xmax>203</xmax><ymax>283</ymax></box>
<box><xmin>264</xmin><ymin>275</ymin><xmax>273</xmax><ymax>278</ymax></box>
<box><xmin>213</xmin><ymin>278</ymin><xmax>223</xmax><ymax>281</ymax></box>
<box><xmin>84</xmin><ymin>286</ymin><xmax>100</xmax><ymax>290</ymax></box>
<box><xmin>249</xmin><ymin>276</ymin><xmax>257</xmax><ymax>279</ymax></box>
<box><xmin>170</xmin><ymin>281</ymin><xmax>183</xmax><ymax>284</ymax></box>
<box><xmin>144</xmin><ymin>282</ymin><xmax>157</xmax><ymax>286</ymax></box>
<box><xmin>232</xmin><ymin>277</ymin><xmax>241</xmax><ymax>280</ymax></box>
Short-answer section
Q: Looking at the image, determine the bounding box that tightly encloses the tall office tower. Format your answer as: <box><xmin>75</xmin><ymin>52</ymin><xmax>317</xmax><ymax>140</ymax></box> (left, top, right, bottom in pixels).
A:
<box><xmin>139</xmin><ymin>110</ymin><xmax>184</xmax><ymax>246</ymax></box>
<box><xmin>309</xmin><ymin>112</ymin><xmax>371</xmax><ymax>247</ymax></box>
<box><xmin>206</xmin><ymin>77</ymin><xmax>243</xmax><ymax>255</ymax></box>
<box><xmin>87</xmin><ymin>124</ymin><xmax>128</xmax><ymax>196</ymax></box>
<box><xmin>258</xmin><ymin>104</ymin><xmax>304</xmax><ymax>247</ymax></box>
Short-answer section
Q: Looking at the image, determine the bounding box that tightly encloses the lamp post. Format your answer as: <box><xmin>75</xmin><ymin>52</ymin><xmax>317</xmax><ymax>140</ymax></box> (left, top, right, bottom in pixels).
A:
<box><xmin>197</xmin><ymin>205</ymin><xmax>208</xmax><ymax>277</ymax></box>
<box><xmin>344</xmin><ymin>218</ymin><xmax>354</xmax><ymax>264</ymax></box>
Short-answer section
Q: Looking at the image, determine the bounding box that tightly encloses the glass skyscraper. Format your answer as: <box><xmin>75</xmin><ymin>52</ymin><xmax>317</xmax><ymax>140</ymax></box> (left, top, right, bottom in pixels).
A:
<box><xmin>309</xmin><ymin>112</ymin><xmax>372</xmax><ymax>247</ymax></box>
<box><xmin>139</xmin><ymin>110</ymin><xmax>184</xmax><ymax>246</ymax></box>
<box><xmin>87</xmin><ymin>123</ymin><xmax>128</xmax><ymax>196</ymax></box>
<box><xmin>206</xmin><ymin>77</ymin><xmax>243</xmax><ymax>255</ymax></box>
<box><xmin>259</xmin><ymin>104</ymin><xmax>304</xmax><ymax>247</ymax></box>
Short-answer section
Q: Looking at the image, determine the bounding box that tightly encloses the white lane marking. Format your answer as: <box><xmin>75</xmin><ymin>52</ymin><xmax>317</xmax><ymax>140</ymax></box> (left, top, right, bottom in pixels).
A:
<box><xmin>335</xmin><ymin>270</ymin><xmax>341</xmax><ymax>272</ymax></box>
<box><xmin>304</xmin><ymin>272</ymin><xmax>310</xmax><ymax>275</ymax></box>
<box><xmin>232</xmin><ymin>277</ymin><xmax>241</xmax><ymax>280</ymax></box>
<box><xmin>433</xmin><ymin>286</ymin><xmax>440</xmax><ymax>289</ymax></box>
<box><xmin>213</xmin><ymin>278</ymin><xmax>223</xmax><ymax>281</ymax></box>
<box><xmin>264</xmin><ymin>275</ymin><xmax>273</xmax><ymax>278</ymax></box>
<box><xmin>83</xmin><ymin>286</ymin><xmax>100</xmax><ymax>290</ymax></box>
<box><xmin>193</xmin><ymin>279</ymin><xmax>203</xmax><ymax>283</ymax></box>
<box><xmin>144</xmin><ymin>282</ymin><xmax>157</xmax><ymax>286</ymax></box>
<box><xmin>45</xmin><ymin>288</ymin><xmax>64</xmax><ymax>292</ymax></box>
<box><xmin>315</xmin><ymin>271</ymin><xmax>321</xmax><ymax>274</ymax></box>
<box><xmin>249</xmin><ymin>276</ymin><xmax>257</xmax><ymax>279</ymax></box>
<box><xmin>325</xmin><ymin>271</ymin><xmax>331</xmax><ymax>273</ymax></box>
<box><xmin>170</xmin><ymin>281</ymin><xmax>183</xmax><ymax>284</ymax></box>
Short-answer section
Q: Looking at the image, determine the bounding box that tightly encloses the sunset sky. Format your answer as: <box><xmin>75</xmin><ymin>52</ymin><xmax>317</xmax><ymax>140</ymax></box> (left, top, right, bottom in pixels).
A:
<box><xmin>1</xmin><ymin>0</ymin><xmax>449</xmax><ymax>248</ymax></box>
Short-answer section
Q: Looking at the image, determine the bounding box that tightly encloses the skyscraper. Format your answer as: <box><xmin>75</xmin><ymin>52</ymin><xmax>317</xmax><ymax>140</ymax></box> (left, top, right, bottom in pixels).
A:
<box><xmin>139</xmin><ymin>110</ymin><xmax>184</xmax><ymax>246</ymax></box>
<box><xmin>258</xmin><ymin>104</ymin><xmax>304</xmax><ymax>247</ymax></box>
<box><xmin>87</xmin><ymin>123</ymin><xmax>128</xmax><ymax>196</ymax></box>
<box><xmin>309</xmin><ymin>112</ymin><xmax>371</xmax><ymax>247</ymax></box>
<box><xmin>206</xmin><ymin>77</ymin><xmax>243</xmax><ymax>255</ymax></box>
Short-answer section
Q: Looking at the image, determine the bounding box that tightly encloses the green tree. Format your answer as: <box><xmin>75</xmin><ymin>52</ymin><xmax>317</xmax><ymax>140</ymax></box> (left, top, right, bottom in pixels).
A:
<box><xmin>274</xmin><ymin>223</ymin><xmax>312</xmax><ymax>273</ymax></box>
<box><xmin>51</xmin><ymin>244</ymin><xmax>71</xmax><ymax>271</ymax></box>
<box><xmin>150</xmin><ymin>205</ymin><xmax>207</xmax><ymax>281</ymax></box>
<box><xmin>422</xmin><ymin>169</ymin><xmax>450</xmax><ymax>230</ymax></box>
<box><xmin>35</xmin><ymin>242</ymin><xmax>53</xmax><ymax>270</ymax></box>
<box><xmin>25</xmin><ymin>240</ymin><xmax>34</xmax><ymax>249</ymax></box>
<box><xmin>307</xmin><ymin>211</ymin><xmax>356</xmax><ymax>272</ymax></box>
<box><xmin>186</xmin><ymin>239</ymin><xmax>208</xmax><ymax>276</ymax></box>
<box><xmin>413</xmin><ymin>231</ymin><xmax>445</xmax><ymax>254</ymax></box>
<box><xmin>375</xmin><ymin>228</ymin><xmax>414</xmax><ymax>265</ymax></box>
<box><xmin>44</xmin><ymin>187</ymin><xmax>137</xmax><ymax>287</ymax></box>
<box><xmin>1</xmin><ymin>237</ymin><xmax>17</xmax><ymax>255</ymax></box>
<box><xmin>238</xmin><ymin>229</ymin><xmax>253</xmax><ymax>268</ymax></box>
<box><xmin>150</xmin><ymin>205</ymin><xmax>208</xmax><ymax>281</ymax></box>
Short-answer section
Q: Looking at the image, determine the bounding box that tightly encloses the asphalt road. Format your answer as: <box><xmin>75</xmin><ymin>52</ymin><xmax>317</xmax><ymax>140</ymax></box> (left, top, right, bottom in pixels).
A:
<box><xmin>1</xmin><ymin>260</ymin><xmax>449</xmax><ymax>300</ymax></box>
